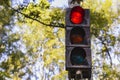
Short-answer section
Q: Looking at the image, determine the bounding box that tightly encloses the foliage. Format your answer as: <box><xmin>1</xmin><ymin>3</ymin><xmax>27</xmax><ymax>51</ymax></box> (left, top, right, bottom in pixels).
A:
<box><xmin>0</xmin><ymin>0</ymin><xmax>120</xmax><ymax>80</ymax></box>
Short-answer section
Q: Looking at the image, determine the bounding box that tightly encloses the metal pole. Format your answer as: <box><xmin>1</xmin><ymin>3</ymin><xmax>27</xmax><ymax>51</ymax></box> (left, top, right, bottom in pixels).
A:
<box><xmin>75</xmin><ymin>70</ymin><xmax>83</xmax><ymax>80</ymax></box>
<box><xmin>68</xmin><ymin>71</ymin><xmax>71</xmax><ymax>80</ymax></box>
<box><xmin>68</xmin><ymin>0</ymin><xmax>83</xmax><ymax>8</ymax></box>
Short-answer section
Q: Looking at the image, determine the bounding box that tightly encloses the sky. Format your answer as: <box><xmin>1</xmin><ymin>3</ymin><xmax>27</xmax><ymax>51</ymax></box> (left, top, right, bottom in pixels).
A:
<box><xmin>11</xmin><ymin>0</ymin><xmax>69</xmax><ymax>8</ymax></box>
<box><xmin>50</xmin><ymin>0</ymin><xmax>68</xmax><ymax>8</ymax></box>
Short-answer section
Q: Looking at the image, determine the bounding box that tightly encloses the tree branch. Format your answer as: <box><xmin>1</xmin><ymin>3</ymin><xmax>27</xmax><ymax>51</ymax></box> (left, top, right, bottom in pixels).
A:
<box><xmin>102</xmin><ymin>41</ymin><xmax>112</xmax><ymax>66</ymax></box>
<box><xmin>97</xmin><ymin>37</ymin><xmax>113</xmax><ymax>66</ymax></box>
<box><xmin>11</xmin><ymin>7</ymin><xmax>65</xmax><ymax>28</ymax></box>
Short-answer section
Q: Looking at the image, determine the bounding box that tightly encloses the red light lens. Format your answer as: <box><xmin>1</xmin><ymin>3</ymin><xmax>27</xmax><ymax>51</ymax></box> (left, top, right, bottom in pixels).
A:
<box><xmin>70</xmin><ymin>6</ymin><xmax>84</xmax><ymax>24</ymax></box>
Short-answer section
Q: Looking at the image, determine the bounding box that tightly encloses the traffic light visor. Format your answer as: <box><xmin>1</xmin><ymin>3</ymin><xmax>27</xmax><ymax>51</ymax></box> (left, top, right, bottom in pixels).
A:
<box><xmin>70</xmin><ymin>6</ymin><xmax>85</xmax><ymax>24</ymax></box>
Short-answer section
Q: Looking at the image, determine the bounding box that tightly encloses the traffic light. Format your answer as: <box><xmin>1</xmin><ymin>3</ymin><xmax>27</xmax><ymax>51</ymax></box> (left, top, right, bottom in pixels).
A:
<box><xmin>65</xmin><ymin>6</ymin><xmax>91</xmax><ymax>79</ymax></box>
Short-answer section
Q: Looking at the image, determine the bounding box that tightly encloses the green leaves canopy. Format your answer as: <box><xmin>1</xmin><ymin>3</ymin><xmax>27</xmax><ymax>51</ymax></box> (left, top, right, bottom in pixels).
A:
<box><xmin>0</xmin><ymin>0</ymin><xmax>120</xmax><ymax>80</ymax></box>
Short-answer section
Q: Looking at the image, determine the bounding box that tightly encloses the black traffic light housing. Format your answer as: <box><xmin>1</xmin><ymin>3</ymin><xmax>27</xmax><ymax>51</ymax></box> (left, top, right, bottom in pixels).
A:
<box><xmin>65</xmin><ymin>6</ymin><xmax>91</xmax><ymax>79</ymax></box>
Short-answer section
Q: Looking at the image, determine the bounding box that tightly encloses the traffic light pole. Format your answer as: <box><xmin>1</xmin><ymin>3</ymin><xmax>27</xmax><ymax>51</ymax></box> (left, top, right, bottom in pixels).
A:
<box><xmin>68</xmin><ymin>71</ymin><xmax>91</xmax><ymax>80</ymax></box>
<box><xmin>68</xmin><ymin>0</ymin><xmax>83</xmax><ymax>7</ymax></box>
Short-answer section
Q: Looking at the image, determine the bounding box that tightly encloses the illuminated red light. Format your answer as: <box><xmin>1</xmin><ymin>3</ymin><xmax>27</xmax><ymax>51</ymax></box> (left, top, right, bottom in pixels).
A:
<box><xmin>70</xmin><ymin>6</ymin><xmax>85</xmax><ymax>24</ymax></box>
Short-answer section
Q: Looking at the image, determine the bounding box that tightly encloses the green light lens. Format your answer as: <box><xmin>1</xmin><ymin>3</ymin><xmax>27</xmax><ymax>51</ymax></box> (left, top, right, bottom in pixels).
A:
<box><xmin>70</xmin><ymin>47</ymin><xmax>87</xmax><ymax>65</ymax></box>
